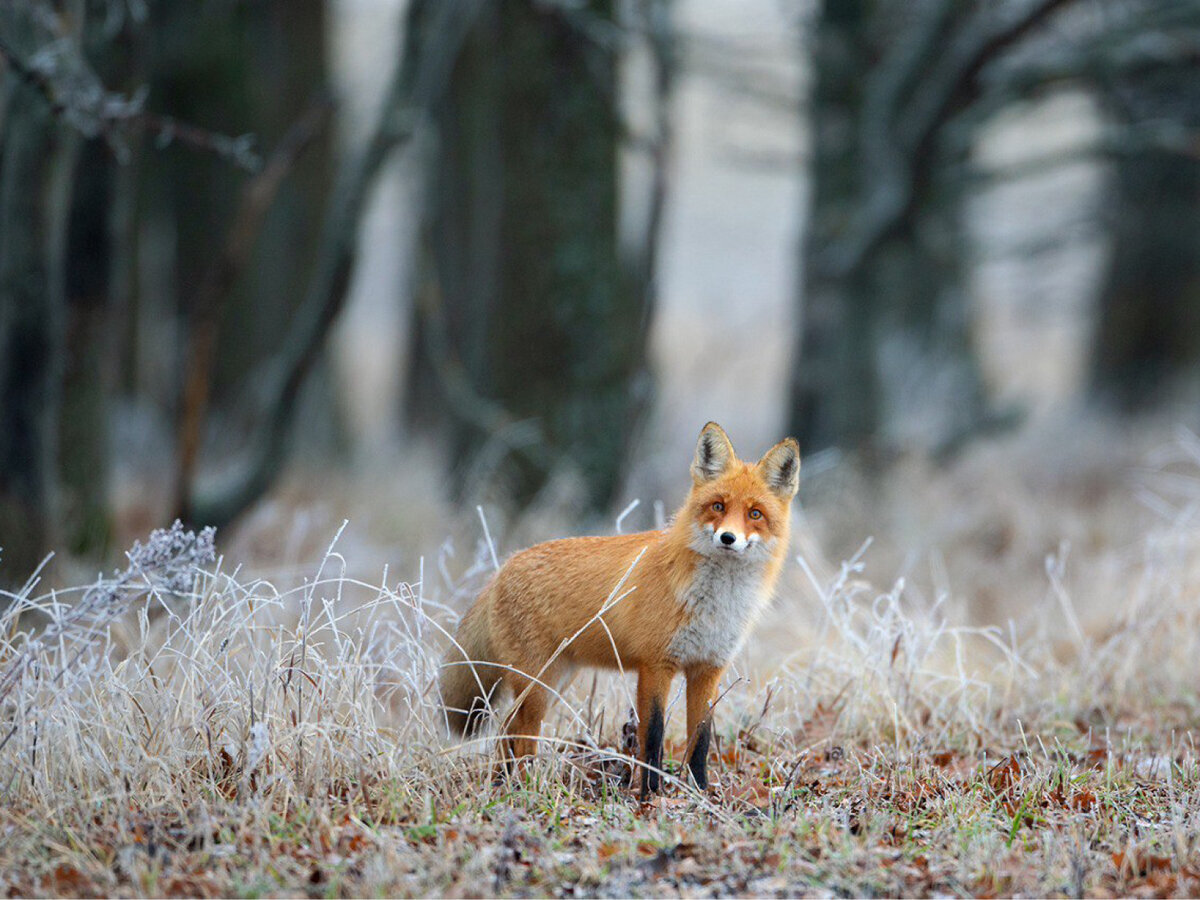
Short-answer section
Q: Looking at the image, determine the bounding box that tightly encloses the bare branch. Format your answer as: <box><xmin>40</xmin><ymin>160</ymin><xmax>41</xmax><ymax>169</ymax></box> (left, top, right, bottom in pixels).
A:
<box><xmin>967</xmin><ymin>16</ymin><xmax>1200</xmax><ymax>125</ymax></box>
<box><xmin>819</xmin><ymin>0</ymin><xmax>1080</xmax><ymax>281</ymax></box>
<box><xmin>0</xmin><ymin>10</ymin><xmax>261</xmax><ymax>170</ymax></box>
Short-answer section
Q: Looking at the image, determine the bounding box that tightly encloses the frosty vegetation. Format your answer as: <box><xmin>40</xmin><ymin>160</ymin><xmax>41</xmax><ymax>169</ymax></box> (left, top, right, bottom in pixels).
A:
<box><xmin>2</xmin><ymin>459</ymin><xmax>1200</xmax><ymax>896</ymax></box>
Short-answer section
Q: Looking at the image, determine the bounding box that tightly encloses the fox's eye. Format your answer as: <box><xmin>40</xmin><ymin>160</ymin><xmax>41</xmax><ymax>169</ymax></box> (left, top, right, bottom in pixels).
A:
<box><xmin>712</xmin><ymin>501</ymin><xmax>725</xmax><ymax>512</ymax></box>
<box><xmin>749</xmin><ymin>509</ymin><xmax>763</xmax><ymax>520</ymax></box>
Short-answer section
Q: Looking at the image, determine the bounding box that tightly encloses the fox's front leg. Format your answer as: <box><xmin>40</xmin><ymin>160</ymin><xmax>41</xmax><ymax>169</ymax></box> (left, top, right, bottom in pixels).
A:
<box><xmin>636</xmin><ymin>666</ymin><xmax>674</xmax><ymax>798</ymax></box>
<box><xmin>684</xmin><ymin>665</ymin><xmax>722</xmax><ymax>790</ymax></box>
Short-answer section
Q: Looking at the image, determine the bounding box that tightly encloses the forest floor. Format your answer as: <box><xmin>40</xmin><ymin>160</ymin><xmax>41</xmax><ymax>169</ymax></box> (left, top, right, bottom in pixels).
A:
<box><xmin>4</xmin><ymin>699</ymin><xmax>1200</xmax><ymax>898</ymax></box>
<box><xmin>5</xmin><ymin>416</ymin><xmax>1200</xmax><ymax>897</ymax></box>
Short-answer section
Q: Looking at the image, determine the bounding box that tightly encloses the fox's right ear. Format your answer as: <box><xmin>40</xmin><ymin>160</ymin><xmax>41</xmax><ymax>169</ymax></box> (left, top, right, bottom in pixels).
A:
<box><xmin>692</xmin><ymin>422</ymin><xmax>736</xmax><ymax>485</ymax></box>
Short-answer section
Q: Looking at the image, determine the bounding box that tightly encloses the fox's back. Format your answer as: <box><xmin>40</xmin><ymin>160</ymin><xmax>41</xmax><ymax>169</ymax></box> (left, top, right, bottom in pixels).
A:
<box><xmin>486</xmin><ymin>529</ymin><xmax>690</xmax><ymax>669</ymax></box>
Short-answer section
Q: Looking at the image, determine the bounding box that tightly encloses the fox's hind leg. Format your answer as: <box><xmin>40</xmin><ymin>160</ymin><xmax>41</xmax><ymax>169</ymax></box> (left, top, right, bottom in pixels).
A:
<box><xmin>636</xmin><ymin>665</ymin><xmax>675</xmax><ymax>798</ymax></box>
<box><xmin>498</xmin><ymin>668</ymin><xmax>557</xmax><ymax>775</ymax></box>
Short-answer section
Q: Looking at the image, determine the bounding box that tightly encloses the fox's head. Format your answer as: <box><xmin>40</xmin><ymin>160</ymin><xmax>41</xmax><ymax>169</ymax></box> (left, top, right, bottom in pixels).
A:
<box><xmin>685</xmin><ymin>422</ymin><xmax>800</xmax><ymax>559</ymax></box>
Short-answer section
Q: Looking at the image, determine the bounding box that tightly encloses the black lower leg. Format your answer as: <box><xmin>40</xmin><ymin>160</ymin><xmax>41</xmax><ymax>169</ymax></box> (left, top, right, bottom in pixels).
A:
<box><xmin>493</xmin><ymin>739</ymin><xmax>515</xmax><ymax>785</ymax></box>
<box><xmin>641</xmin><ymin>700</ymin><xmax>665</xmax><ymax>799</ymax></box>
<box><xmin>687</xmin><ymin>718</ymin><xmax>712</xmax><ymax>789</ymax></box>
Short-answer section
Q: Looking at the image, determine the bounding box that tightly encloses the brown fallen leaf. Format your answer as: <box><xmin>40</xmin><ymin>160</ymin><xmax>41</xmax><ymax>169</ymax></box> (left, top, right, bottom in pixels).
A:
<box><xmin>49</xmin><ymin>864</ymin><xmax>92</xmax><ymax>896</ymax></box>
<box><xmin>1114</xmin><ymin>850</ymin><xmax>1174</xmax><ymax>878</ymax></box>
<box><xmin>987</xmin><ymin>755</ymin><xmax>1022</xmax><ymax>795</ymax></box>
<box><xmin>1071</xmin><ymin>788</ymin><xmax>1096</xmax><ymax>812</ymax></box>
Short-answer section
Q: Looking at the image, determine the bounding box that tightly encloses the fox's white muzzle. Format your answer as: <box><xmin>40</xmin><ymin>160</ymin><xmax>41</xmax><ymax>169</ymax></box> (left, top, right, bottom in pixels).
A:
<box><xmin>709</xmin><ymin>527</ymin><xmax>758</xmax><ymax>554</ymax></box>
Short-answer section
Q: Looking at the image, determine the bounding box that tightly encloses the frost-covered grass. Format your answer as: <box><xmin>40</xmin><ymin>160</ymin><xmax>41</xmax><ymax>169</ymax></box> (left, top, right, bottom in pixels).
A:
<box><xmin>6</xmin><ymin>430</ymin><xmax>1200</xmax><ymax>897</ymax></box>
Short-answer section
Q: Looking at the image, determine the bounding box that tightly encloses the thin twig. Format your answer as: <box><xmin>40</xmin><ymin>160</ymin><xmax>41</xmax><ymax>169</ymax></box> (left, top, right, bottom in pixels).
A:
<box><xmin>0</xmin><ymin>30</ymin><xmax>261</xmax><ymax>170</ymax></box>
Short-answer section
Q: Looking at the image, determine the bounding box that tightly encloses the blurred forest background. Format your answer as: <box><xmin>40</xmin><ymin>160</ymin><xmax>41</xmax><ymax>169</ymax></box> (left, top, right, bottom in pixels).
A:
<box><xmin>3</xmin><ymin>0</ymin><xmax>1200</xmax><ymax>623</ymax></box>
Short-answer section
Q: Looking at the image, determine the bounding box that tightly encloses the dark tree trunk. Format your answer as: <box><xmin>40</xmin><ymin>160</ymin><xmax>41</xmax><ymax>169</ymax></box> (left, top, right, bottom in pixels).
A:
<box><xmin>874</xmin><ymin>176</ymin><xmax>987</xmax><ymax>456</ymax></box>
<box><xmin>1090</xmin><ymin>69</ymin><xmax>1200</xmax><ymax>407</ymax></box>
<box><xmin>212</xmin><ymin>0</ymin><xmax>334</xmax><ymax>404</ymax></box>
<box><xmin>407</xmin><ymin>0</ymin><xmax>649</xmax><ymax>511</ymax></box>
<box><xmin>60</xmin><ymin>140</ymin><xmax>113</xmax><ymax>556</ymax></box>
<box><xmin>0</xmin><ymin>78</ymin><xmax>76</xmax><ymax>582</ymax></box>
<box><xmin>131</xmin><ymin>0</ymin><xmax>337</xmax><ymax>529</ymax></box>
<box><xmin>788</xmin><ymin>2</ymin><xmax>879</xmax><ymax>455</ymax></box>
<box><xmin>138</xmin><ymin>0</ymin><xmax>333</xmax><ymax>421</ymax></box>
<box><xmin>788</xmin><ymin>1</ymin><xmax>1006</xmax><ymax>459</ymax></box>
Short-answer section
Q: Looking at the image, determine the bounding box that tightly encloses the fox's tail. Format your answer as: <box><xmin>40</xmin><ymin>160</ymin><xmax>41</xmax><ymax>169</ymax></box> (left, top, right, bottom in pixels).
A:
<box><xmin>439</xmin><ymin>598</ymin><xmax>505</xmax><ymax>737</ymax></box>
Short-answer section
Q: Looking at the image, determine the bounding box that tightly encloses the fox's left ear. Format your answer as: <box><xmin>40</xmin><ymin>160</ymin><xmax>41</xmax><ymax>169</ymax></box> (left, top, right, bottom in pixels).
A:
<box><xmin>757</xmin><ymin>438</ymin><xmax>800</xmax><ymax>498</ymax></box>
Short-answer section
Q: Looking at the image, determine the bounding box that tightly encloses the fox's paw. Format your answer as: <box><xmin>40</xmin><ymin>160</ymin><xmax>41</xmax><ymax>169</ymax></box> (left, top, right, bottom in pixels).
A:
<box><xmin>638</xmin><ymin>770</ymin><xmax>662</xmax><ymax>801</ymax></box>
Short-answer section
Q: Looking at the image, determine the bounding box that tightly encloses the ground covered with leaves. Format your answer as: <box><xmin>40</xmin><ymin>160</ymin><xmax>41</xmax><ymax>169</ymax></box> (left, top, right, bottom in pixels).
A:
<box><xmin>4</xmin><ymin>706</ymin><xmax>1200</xmax><ymax>897</ymax></box>
<box><xmin>5</xmin><ymin>449</ymin><xmax>1200</xmax><ymax>897</ymax></box>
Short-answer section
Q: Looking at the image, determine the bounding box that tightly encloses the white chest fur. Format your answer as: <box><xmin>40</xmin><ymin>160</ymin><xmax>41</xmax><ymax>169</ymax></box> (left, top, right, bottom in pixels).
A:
<box><xmin>668</xmin><ymin>555</ymin><xmax>770</xmax><ymax>668</ymax></box>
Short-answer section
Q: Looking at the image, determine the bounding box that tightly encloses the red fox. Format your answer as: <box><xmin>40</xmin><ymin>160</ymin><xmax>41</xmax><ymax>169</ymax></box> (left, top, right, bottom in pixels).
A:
<box><xmin>439</xmin><ymin>422</ymin><xmax>800</xmax><ymax>795</ymax></box>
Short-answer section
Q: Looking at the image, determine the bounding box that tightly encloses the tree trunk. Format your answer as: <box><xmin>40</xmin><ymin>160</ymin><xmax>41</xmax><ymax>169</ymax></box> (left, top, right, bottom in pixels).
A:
<box><xmin>60</xmin><ymin>140</ymin><xmax>113</xmax><ymax>556</ymax></box>
<box><xmin>0</xmin><ymin>78</ymin><xmax>75</xmax><ymax>582</ymax></box>
<box><xmin>139</xmin><ymin>0</ymin><xmax>333</xmax><ymax>423</ymax></box>
<box><xmin>788</xmin><ymin>2</ymin><xmax>879</xmax><ymax>455</ymax></box>
<box><xmin>134</xmin><ymin>0</ymin><xmax>337</xmax><ymax>528</ymax></box>
<box><xmin>1090</xmin><ymin>69</ymin><xmax>1200</xmax><ymax>408</ymax></box>
<box><xmin>406</xmin><ymin>0</ymin><xmax>649</xmax><ymax>511</ymax></box>
<box><xmin>788</xmin><ymin>0</ymin><xmax>988</xmax><ymax>458</ymax></box>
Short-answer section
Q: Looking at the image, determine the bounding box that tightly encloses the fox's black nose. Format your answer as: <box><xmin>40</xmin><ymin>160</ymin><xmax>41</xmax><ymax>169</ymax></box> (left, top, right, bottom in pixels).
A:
<box><xmin>720</xmin><ymin>531</ymin><xmax>736</xmax><ymax>546</ymax></box>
